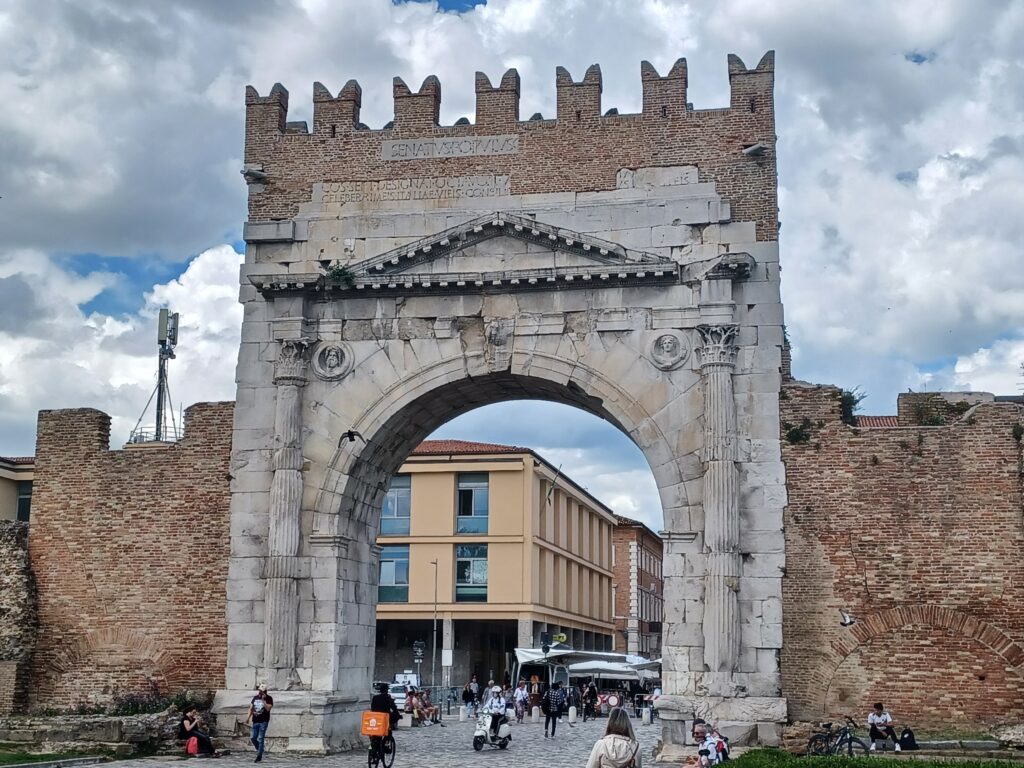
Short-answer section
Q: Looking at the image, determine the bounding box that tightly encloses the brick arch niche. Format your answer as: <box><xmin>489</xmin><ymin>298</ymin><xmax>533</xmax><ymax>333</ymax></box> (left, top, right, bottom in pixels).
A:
<box><xmin>216</xmin><ymin>52</ymin><xmax>789</xmax><ymax>753</ymax></box>
<box><xmin>823</xmin><ymin>608</ymin><xmax>1024</xmax><ymax>727</ymax></box>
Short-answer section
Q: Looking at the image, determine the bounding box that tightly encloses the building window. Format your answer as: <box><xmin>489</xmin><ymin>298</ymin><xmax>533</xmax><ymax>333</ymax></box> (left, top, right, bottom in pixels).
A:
<box><xmin>456</xmin><ymin>473</ymin><xmax>488</xmax><ymax>534</ymax></box>
<box><xmin>381</xmin><ymin>474</ymin><xmax>411</xmax><ymax>535</ymax></box>
<box><xmin>455</xmin><ymin>544</ymin><xmax>488</xmax><ymax>602</ymax></box>
<box><xmin>378</xmin><ymin>545</ymin><xmax>409</xmax><ymax>603</ymax></box>
<box><xmin>16</xmin><ymin>481</ymin><xmax>31</xmax><ymax>523</ymax></box>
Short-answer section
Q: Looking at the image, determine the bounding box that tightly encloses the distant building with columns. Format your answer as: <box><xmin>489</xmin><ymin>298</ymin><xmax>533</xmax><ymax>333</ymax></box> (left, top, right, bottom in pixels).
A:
<box><xmin>611</xmin><ymin>515</ymin><xmax>664</xmax><ymax>659</ymax></box>
<box><xmin>373</xmin><ymin>439</ymin><xmax>616</xmax><ymax>687</ymax></box>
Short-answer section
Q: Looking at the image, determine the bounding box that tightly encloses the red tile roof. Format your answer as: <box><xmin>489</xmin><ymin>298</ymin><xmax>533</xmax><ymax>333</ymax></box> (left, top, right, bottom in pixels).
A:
<box><xmin>411</xmin><ymin>439</ymin><xmax>527</xmax><ymax>455</ymax></box>
<box><xmin>0</xmin><ymin>456</ymin><xmax>34</xmax><ymax>465</ymax></box>
<box><xmin>856</xmin><ymin>416</ymin><xmax>900</xmax><ymax>428</ymax></box>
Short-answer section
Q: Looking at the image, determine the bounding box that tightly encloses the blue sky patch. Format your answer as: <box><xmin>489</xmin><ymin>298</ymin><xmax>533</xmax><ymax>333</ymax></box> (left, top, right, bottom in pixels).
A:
<box><xmin>394</xmin><ymin>0</ymin><xmax>486</xmax><ymax>11</ymax></box>
<box><xmin>57</xmin><ymin>252</ymin><xmax>189</xmax><ymax>317</ymax></box>
<box><xmin>904</xmin><ymin>51</ymin><xmax>935</xmax><ymax>65</ymax></box>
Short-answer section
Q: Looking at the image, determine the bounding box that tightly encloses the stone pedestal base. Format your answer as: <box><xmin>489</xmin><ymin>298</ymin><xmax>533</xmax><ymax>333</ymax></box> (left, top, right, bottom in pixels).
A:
<box><xmin>655</xmin><ymin>695</ymin><xmax>786</xmax><ymax>760</ymax></box>
<box><xmin>211</xmin><ymin>689</ymin><xmax>366</xmax><ymax>754</ymax></box>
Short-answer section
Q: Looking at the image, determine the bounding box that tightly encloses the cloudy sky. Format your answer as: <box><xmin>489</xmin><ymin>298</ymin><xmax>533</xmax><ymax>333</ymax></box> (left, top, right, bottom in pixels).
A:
<box><xmin>1</xmin><ymin>0</ymin><xmax>1022</xmax><ymax>530</ymax></box>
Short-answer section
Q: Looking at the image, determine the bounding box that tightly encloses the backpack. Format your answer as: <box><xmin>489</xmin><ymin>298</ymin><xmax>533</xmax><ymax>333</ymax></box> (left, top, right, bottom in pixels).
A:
<box><xmin>186</xmin><ymin>736</ymin><xmax>199</xmax><ymax>756</ymax></box>
<box><xmin>899</xmin><ymin>728</ymin><xmax>919</xmax><ymax>751</ymax></box>
<box><xmin>716</xmin><ymin>736</ymin><xmax>731</xmax><ymax>762</ymax></box>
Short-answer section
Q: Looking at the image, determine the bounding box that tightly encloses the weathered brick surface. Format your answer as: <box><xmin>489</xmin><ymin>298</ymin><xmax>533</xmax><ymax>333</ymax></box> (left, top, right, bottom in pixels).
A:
<box><xmin>244</xmin><ymin>54</ymin><xmax>779</xmax><ymax>241</ymax></box>
<box><xmin>780</xmin><ymin>381</ymin><xmax>1024</xmax><ymax>727</ymax></box>
<box><xmin>27</xmin><ymin>403</ymin><xmax>233</xmax><ymax>708</ymax></box>
<box><xmin>0</xmin><ymin>521</ymin><xmax>35</xmax><ymax>714</ymax></box>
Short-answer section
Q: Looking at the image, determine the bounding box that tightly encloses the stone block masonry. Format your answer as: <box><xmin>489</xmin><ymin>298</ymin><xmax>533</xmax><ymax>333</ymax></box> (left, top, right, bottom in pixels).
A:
<box><xmin>26</xmin><ymin>403</ymin><xmax>234</xmax><ymax>710</ymax></box>
<box><xmin>779</xmin><ymin>381</ymin><xmax>1024</xmax><ymax>728</ymax></box>
<box><xmin>0</xmin><ymin>521</ymin><xmax>35</xmax><ymax>714</ymax></box>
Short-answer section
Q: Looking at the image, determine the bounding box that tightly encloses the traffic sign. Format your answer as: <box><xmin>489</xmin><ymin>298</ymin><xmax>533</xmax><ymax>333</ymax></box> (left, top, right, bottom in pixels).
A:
<box><xmin>552</xmin><ymin>633</ymin><xmax>567</xmax><ymax>643</ymax></box>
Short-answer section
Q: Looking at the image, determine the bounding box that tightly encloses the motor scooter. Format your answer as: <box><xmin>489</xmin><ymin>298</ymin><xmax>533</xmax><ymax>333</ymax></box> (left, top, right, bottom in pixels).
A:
<box><xmin>473</xmin><ymin>711</ymin><xmax>512</xmax><ymax>750</ymax></box>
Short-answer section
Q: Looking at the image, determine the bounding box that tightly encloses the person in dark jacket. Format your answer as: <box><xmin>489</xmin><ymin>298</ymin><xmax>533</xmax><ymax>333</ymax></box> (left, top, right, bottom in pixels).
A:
<box><xmin>541</xmin><ymin>681</ymin><xmax>567</xmax><ymax>738</ymax></box>
<box><xmin>370</xmin><ymin>683</ymin><xmax>401</xmax><ymax>730</ymax></box>
<box><xmin>180</xmin><ymin>707</ymin><xmax>215</xmax><ymax>756</ymax></box>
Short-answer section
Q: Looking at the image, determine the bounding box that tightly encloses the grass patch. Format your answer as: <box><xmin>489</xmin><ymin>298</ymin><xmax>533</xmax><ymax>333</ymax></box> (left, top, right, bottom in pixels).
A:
<box><xmin>734</xmin><ymin>749</ymin><xmax>1009</xmax><ymax>768</ymax></box>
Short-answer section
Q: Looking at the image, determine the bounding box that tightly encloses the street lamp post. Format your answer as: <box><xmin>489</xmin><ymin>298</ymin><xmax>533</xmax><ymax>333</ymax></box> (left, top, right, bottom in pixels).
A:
<box><xmin>431</xmin><ymin>559</ymin><xmax>438</xmax><ymax>692</ymax></box>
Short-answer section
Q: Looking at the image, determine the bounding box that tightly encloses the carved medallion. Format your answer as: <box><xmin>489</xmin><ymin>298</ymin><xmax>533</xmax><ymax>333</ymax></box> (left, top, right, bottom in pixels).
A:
<box><xmin>649</xmin><ymin>330</ymin><xmax>690</xmax><ymax>371</ymax></box>
<box><xmin>310</xmin><ymin>341</ymin><xmax>354</xmax><ymax>381</ymax></box>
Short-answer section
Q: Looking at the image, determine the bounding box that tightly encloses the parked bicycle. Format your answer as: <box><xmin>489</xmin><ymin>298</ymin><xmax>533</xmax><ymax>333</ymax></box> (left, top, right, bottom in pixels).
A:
<box><xmin>807</xmin><ymin>716</ymin><xmax>869</xmax><ymax>757</ymax></box>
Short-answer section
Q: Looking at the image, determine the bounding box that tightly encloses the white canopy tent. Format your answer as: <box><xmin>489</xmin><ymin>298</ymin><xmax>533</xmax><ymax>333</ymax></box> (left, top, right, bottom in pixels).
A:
<box><xmin>513</xmin><ymin>647</ymin><xmax>661</xmax><ymax>682</ymax></box>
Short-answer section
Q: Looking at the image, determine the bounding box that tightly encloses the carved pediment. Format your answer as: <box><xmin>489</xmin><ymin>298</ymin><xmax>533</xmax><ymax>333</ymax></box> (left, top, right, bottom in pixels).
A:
<box><xmin>249</xmin><ymin>212</ymin><xmax>682</xmax><ymax>296</ymax></box>
<box><xmin>344</xmin><ymin>212</ymin><xmax>679</xmax><ymax>293</ymax></box>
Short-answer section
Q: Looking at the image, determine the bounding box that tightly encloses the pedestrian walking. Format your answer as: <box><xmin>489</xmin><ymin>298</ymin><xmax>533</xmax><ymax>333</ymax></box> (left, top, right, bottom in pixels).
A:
<box><xmin>246</xmin><ymin>683</ymin><xmax>273</xmax><ymax>762</ymax></box>
<box><xmin>541</xmin><ymin>681</ymin><xmax>566</xmax><ymax>738</ymax></box>
<box><xmin>585</xmin><ymin>707</ymin><xmax>641</xmax><ymax>768</ymax></box>
<box><xmin>462</xmin><ymin>683</ymin><xmax>476</xmax><ymax>717</ymax></box>
<box><xmin>513</xmin><ymin>680</ymin><xmax>529</xmax><ymax>723</ymax></box>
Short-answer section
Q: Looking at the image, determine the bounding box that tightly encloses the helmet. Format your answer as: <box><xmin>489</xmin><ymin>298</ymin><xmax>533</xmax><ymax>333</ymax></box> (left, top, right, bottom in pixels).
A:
<box><xmin>375</xmin><ymin>682</ymin><xmax>389</xmax><ymax>693</ymax></box>
<box><xmin>491</xmin><ymin>685</ymin><xmax>501</xmax><ymax>694</ymax></box>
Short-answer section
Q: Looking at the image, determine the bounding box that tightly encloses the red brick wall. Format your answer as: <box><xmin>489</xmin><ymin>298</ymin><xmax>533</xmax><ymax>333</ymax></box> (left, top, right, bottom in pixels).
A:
<box><xmin>611</xmin><ymin>522</ymin><xmax>664</xmax><ymax>656</ymax></box>
<box><xmin>780</xmin><ymin>382</ymin><xmax>1024</xmax><ymax>728</ymax></box>
<box><xmin>245</xmin><ymin>54</ymin><xmax>779</xmax><ymax>241</ymax></box>
<box><xmin>27</xmin><ymin>403</ymin><xmax>233</xmax><ymax>708</ymax></box>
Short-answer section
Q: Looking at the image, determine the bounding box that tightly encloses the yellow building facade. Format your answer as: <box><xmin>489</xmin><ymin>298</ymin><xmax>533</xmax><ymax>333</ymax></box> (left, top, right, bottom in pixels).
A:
<box><xmin>373</xmin><ymin>440</ymin><xmax>616</xmax><ymax>687</ymax></box>
<box><xmin>0</xmin><ymin>457</ymin><xmax>33</xmax><ymax>522</ymax></box>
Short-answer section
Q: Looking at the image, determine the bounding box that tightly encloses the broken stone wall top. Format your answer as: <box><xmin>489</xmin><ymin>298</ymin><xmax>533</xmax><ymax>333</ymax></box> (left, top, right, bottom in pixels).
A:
<box><xmin>243</xmin><ymin>53</ymin><xmax>778</xmax><ymax>240</ymax></box>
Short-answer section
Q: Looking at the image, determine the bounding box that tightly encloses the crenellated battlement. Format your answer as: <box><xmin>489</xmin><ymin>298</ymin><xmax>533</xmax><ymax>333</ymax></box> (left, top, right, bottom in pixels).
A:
<box><xmin>246</xmin><ymin>52</ymin><xmax>774</xmax><ymax>138</ymax></box>
<box><xmin>243</xmin><ymin>53</ymin><xmax>778</xmax><ymax>238</ymax></box>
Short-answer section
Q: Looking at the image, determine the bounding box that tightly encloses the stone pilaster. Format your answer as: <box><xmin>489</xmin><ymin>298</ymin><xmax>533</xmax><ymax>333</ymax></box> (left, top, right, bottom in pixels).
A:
<box><xmin>696</xmin><ymin>324</ymin><xmax>741</xmax><ymax>689</ymax></box>
<box><xmin>264</xmin><ymin>339</ymin><xmax>309</xmax><ymax>689</ymax></box>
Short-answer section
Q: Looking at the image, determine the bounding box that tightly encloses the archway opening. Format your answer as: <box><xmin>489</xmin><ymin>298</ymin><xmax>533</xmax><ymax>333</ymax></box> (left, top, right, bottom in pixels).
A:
<box><xmin>317</xmin><ymin>369</ymin><xmax>683</xmax><ymax>700</ymax></box>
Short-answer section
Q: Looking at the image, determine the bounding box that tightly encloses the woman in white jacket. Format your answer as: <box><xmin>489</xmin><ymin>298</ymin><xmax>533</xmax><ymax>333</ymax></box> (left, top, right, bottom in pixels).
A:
<box><xmin>586</xmin><ymin>707</ymin><xmax>642</xmax><ymax>768</ymax></box>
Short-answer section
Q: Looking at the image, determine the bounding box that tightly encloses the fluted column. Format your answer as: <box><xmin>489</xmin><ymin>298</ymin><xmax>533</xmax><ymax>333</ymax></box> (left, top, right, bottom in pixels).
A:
<box><xmin>697</xmin><ymin>324</ymin><xmax>741</xmax><ymax>676</ymax></box>
<box><xmin>264</xmin><ymin>339</ymin><xmax>309</xmax><ymax>689</ymax></box>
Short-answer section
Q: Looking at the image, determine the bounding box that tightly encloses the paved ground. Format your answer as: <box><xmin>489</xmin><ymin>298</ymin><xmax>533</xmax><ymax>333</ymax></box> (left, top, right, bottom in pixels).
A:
<box><xmin>114</xmin><ymin>715</ymin><xmax>663</xmax><ymax>768</ymax></box>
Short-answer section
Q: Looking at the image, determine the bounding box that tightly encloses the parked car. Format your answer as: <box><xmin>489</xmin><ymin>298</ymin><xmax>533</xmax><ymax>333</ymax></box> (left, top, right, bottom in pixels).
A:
<box><xmin>390</xmin><ymin>683</ymin><xmax>407</xmax><ymax>710</ymax></box>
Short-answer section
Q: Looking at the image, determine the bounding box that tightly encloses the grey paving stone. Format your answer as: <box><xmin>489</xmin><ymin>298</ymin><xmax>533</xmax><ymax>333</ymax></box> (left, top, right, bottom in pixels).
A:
<box><xmin>113</xmin><ymin>717</ymin><xmax>663</xmax><ymax>768</ymax></box>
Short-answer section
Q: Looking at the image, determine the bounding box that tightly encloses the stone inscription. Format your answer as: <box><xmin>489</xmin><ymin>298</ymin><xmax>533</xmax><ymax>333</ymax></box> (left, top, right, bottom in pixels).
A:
<box><xmin>381</xmin><ymin>134</ymin><xmax>519</xmax><ymax>161</ymax></box>
<box><xmin>319</xmin><ymin>175</ymin><xmax>510</xmax><ymax>204</ymax></box>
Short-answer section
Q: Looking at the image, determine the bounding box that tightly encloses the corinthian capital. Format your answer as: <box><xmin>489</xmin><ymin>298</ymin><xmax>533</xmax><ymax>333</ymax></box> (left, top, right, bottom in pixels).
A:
<box><xmin>274</xmin><ymin>339</ymin><xmax>310</xmax><ymax>385</ymax></box>
<box><xmin>696</xmin><ymin>324</ymin><xmax>739</xmax><ymax>368</ymax></box>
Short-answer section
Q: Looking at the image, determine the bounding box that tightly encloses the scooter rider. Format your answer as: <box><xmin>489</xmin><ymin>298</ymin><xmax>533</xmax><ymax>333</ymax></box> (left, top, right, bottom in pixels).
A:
<box><xmin>486</xmin><ymin>685</ymin><xmax>507</xmax><ymax>737</ymax></box>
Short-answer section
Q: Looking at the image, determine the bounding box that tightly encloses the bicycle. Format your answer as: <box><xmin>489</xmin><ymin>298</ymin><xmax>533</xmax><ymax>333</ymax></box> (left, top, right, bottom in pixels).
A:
<box><xmin>807</xmin><ymin>716</ymin><xmax>869</xmax><ymax>757</ymax></box>
<box><xmin>367</xmin><ymin>732</ymin><xmax>396</xmax><ymax>768</ymax></box>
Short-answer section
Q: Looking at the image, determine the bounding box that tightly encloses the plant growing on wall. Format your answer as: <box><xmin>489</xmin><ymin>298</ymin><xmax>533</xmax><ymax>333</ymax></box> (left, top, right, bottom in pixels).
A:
<box><xmin>839</xmin><ymin>387</ymin><xmax>865</xmax><ymax>426</ymax></box>
<box><xmin>323</xmin><ymin>263</ymin><xmax>356</xmax><ymax>287</ymax></box>
<box><xmin>782</xmin><ymin>418</ymin><xmax>813</xmax><ymax>445</ymax></box>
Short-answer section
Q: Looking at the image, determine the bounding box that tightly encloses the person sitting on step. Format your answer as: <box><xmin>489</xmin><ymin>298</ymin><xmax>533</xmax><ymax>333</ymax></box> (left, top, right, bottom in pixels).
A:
<box><xmin>867</xmin><ymin>703</ymin><xmax>901</xmax><ymax>751</ymax></box>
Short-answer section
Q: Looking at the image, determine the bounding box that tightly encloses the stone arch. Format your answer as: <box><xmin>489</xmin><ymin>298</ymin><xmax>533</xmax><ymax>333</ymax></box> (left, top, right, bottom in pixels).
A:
<box><xmin>817</xmin><ymin>606</ymin><xmax>1024</xmax><ymax>715</ymax></box>
<box><xmin>313</xmin><ymin>350</ymin><xmax>698</xmax><ymax>534</ymax></box>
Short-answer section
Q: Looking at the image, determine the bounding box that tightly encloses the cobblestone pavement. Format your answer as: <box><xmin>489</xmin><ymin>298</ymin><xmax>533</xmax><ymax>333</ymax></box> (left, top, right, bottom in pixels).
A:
<box><xmin>113</xmin><ymin>715</ymin><xmax>662</xmax><ymax>768</ymax></box>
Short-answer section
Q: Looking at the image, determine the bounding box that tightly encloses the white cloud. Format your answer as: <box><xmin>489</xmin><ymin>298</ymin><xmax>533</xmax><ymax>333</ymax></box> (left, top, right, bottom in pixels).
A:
<box><xmin>0</xmin><ymin>245</ymin><xmax>242</xmax><ymax>453</ymax></box>
<box><xmin>952</xmin><ymin>338</ymin><xmax>1024</xmax><ymax>395</ymax></box>
<box><xmin>0</xmin><ymin>0</ymin><xmax>1022</xmax><ymax>520</ymax></box>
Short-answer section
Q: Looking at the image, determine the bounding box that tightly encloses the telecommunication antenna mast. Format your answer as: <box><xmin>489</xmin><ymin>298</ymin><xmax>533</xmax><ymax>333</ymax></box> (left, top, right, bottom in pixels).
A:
<box><xmin>130</xmin><ymin>309</ymin><xmax>181</xmax><ymax>444</ymax></box>
<box><xmin>154</xmin><ymin>309</ymin><xmax>179</xmax><ymax>441</ymax></box>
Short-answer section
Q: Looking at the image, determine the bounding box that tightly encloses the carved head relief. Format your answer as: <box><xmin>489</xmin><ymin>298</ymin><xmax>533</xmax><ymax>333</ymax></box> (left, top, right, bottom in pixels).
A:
<box><xmin>311</xmin><ymin>341</ymin><xmax>354</xmax><ymax>381</ymax></box>
<box><xmin>649</xmin><ymin>330</ymin><xmax>690</xmax><ymax>371</ymax></box>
